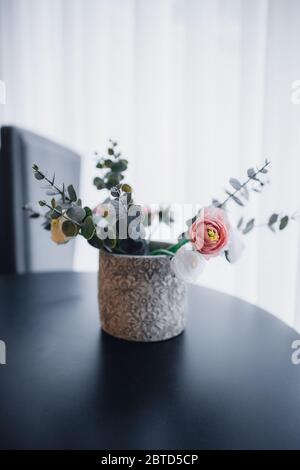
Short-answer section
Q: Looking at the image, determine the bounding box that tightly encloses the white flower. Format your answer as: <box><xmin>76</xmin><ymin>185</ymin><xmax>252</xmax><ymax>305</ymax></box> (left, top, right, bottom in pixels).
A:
<box><xmin>226</xmin><ymin>228</ymin><xmax>245</xmax><ymax>263</ymax></box>
<box><xmin>171</xmin><ymin>243</ymin><xmax>206</xmax><ymax>283</ymax></box>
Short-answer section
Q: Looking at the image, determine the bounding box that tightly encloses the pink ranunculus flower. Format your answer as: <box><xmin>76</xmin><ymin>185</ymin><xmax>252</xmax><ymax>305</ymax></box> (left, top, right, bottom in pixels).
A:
<box><xmin>189</xmin><ymin>206</ymin><xmax>230</xmax><ymax>258</ymax></box>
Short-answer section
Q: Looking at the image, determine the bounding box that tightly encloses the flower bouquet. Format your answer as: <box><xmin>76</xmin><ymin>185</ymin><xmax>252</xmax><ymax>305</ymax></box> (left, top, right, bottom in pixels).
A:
<box><xmin>25</xmin><ymin>142</ymin><xmax>291</xmax><ymax>341</ymax></box>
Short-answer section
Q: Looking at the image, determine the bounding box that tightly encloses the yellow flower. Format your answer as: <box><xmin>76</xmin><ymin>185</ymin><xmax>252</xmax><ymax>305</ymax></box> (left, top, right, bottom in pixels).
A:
<box><xmin>207</xmin><ymin>228</ymin><xmax>219</xmax><ymax>242</ymax></box>
<box><xmin>51</xmin><ymin>216</ymin><xmax>73</xmax><ymax>245</ymax></box>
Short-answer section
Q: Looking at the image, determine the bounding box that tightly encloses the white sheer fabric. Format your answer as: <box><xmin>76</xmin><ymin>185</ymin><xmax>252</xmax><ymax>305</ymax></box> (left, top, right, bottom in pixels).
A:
<box><xmin>1</xmin><ymin>0</ymin><xmax>300</xmax><ymax>329</ymax></box>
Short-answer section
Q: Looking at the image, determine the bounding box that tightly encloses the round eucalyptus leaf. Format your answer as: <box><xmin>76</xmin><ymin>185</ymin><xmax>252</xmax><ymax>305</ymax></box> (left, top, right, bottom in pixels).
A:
<box><xmin>66</xmin><ymin>206</ymin><xmax>86</xmax><ymax>223</ymax></box>
<box><xmin>50</xmin><ymin>211</ymin><xmax>60</xmax><ymax>220</ymax></box>
<box><xmin>229</xmin><ymin>178</ymin><xmax>242</xmax><ymax>190</ymax></box>
<box><xmin>62</xmin><ymin>220</ymin><xmax>78</xmax><ymax>237</ymax></box>
<box><xmin>247</xmin><ymin>168</ymin><xmax>256</xmax><ymax>178</ymax></box>
<box><xmin>279</xmin><ymin>215</ymin><xmax>289</xmax><ymax>230</ymax></box>
<box><xmin>268</xmin><ymin>213</ymin><xmax>278</xmax><ymax>226</ymax></box>
<box><xmin>121</xmin><ymin>183</ymin><xmax>132</xmax><ymax>193</ymax></box>
<box><xmin>93</xmin><ymin>177</ymin><xmax>105</xmax><ymax>190</ymax></box>
<box><xmin>104</xmin><ymin>159</ymin><xmax>113</xmax><ymax>167</ymax></box>
<box><xmin>81</xmin><ymin>215</ymin><xmax>95</xmax><ymax>240</ymax></box>
<box><xmin>34</xmin><ymin>171</ymin><xmax>44</xmax><ymax>180</ymax></box>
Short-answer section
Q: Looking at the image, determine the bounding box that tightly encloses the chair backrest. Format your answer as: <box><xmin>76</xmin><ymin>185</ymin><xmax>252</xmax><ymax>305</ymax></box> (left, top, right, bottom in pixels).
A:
<box><xmin>0</xmin><ymin>126</ymin><xmax>81</xmax><ymax>274</ymax></box>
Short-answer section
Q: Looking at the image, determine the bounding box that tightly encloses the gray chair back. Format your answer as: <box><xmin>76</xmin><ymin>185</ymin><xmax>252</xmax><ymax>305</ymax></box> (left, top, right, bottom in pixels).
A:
<box><xmin>0</xmin><ymin>126</ymin><xmax>81</xmax><ymax>274</ymax></box>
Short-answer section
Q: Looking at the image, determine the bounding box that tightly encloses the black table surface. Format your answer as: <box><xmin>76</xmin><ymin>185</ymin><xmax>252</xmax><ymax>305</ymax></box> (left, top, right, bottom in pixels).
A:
<box><xmin>0</xmin><ymin>272</ymin><xmax>300</xmax><ymax>450</ymax></box>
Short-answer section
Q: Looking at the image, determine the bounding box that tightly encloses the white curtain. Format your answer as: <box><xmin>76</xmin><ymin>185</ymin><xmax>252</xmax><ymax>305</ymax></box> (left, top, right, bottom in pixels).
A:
<box><xmin>1</xmin><ymin>0</ymin><xmax>300</xmax><ymax>330</ymax></box>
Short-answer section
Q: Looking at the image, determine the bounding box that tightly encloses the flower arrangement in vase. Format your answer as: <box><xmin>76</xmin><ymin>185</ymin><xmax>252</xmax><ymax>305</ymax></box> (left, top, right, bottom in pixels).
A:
<box><xmin>24</xmin><ymin>142</ymin><xmax>293</xmax><ymax>341</ymax></box>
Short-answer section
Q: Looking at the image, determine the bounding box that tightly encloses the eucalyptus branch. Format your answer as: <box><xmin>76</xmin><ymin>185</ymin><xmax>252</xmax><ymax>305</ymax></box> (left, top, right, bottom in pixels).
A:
<box><xmin>33</xmin><ymin>165</ymin><xmax>70</xmax><ymax>203</ymax></box>
<box><xmin>220</xmin><ymin>160</ymin><xmax>271</xmax><ymax>208</ymax></box>
<box><xmin>150</xmin><ymin>248</ymin><xmax>175</xmax><ymax>257</ymax></box>
<box><xmin>150</xmin><ymin>238</ymin><xmax>189</xmax><ymax>256</ymax></box>
<box><xmin>39</xmin><ymin>201</ymin><xmax>82</xmax><ymax>227</ymax></box>
<box><xmin>238</xmin><ymin>208</ymin><xmax>290</xmax><ymax>235</ymax></box>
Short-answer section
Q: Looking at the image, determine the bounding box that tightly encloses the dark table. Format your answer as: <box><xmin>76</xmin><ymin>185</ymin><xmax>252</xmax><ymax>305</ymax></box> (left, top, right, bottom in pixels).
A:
<box><xmin>0</xmin><ymin>272</ymin><xmax>300</xmax><ymax>450</ymax></box>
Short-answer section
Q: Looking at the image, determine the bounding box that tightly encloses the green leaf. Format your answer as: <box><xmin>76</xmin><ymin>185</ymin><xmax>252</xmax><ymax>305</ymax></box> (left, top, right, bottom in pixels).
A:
<box><xmin>42</xmin><ymin>221</ymin><xmax>51</xmax><ymax>230</ymax></box>
<box><xmin>232</xmin><ymin>195</ymin><xmax>244</xmax><ymax>206</ymax></box>
<box><xmin>32</xmin><ymin>164</ymin><xmax>39</xmax><ymax>171</ymax></box>
<box><xmin>242</xmin><ymin>185</ymin><xmax>249</xmax><ymax>200</ymax></box>
<box><xmin>229</xmin><ymin>178</ymin><xmax>242</xmax><ymax>190</ymax></box>
<box><xmin>121</xmin><ymin>183</ymin><xmax>132</xmax><ymax>193</ymax></box>
<box><xmin>66</xmin><ymin>206</ymin><xmax>86</xmax><ymax>223</ymax></box>
<box><xmin>50</xmin><ymin>210</ymin><xmax>60</xmax><ymax>220</ymax></box>
<box><xmin>104</xmin><ymin>159</ymin><xmax>113</xmax><ymax>168</ymax></box>
<box><xmin>83</xmin><ymin>206</ymin><xmax>93</xmax><ymax>218</ymax></box>
<box><xmin>225</xmin><ymin>189</ymin><xmax>244</xmax><ymax>205</ymax></box>
<box><xmin>237</xmin><ymin>217</ymin><xmax>243</xmax><ymax>230</ymax></box>
<box><xmin>106</xmin><ymin>173</ymin><xmax>121</xmax><ymax>188</ymax></box>
<box><xmin>77</xmin><ymin>198</ymin><xmax>82</xmax><ymax>207</ymax></box>
<box><xmin>62</xmin><ymin>220</ymin><xmax>78</xmax><ymax>237</ymax></box>
<box><xmin>93</xmin><ymin>177</ymin><xmax>105</xmax><ymax>190</ymax></box>
<box><xmin>81</xmin><ymin>215</ymin><xmax>95</xmax><ymax>240</ymax></box>
<box><xmin>38</xmin><ymin>200</ymin><xmax>46</xmax><ymax>206</ymax></box>
<box><xmin>34</xmin><ymin>171</ymin><xmax>44</xmax><ymax>180</ymax></box>
<box><xmin>107</xmin><ymin>148</ymin><xmax>114</xmax><ymax>156</ymax></box>
<box><xmin>268</xmin><ymin>213</ymin><xmax>278</xmax><ymax>227</ymax></box>
<box><xmin>212</xmin><ymin>199</ymin><xmax>221</xmax><ymax>207</ymax></box>
<box><xmin>111</xmin><ymin>160</ymin><xmax>128</xmax><ymax>173</ymax></box>
<box><xmin>247</xmin><ymin>168</ymin><xmax>256</xmax><ymax>178</ymax></box>
<box><xmin>242</xmin><ymin>218</ymin><xmax>255</xmax><ymax>234</ymax></box>
<box><xmin>67</xmin><ymin>184</ymin><xmax>77</xmax><ymax>202</ymax></box>
<box><xmin>279</xmin><ymin>215</ymin><xmax>289</xmax><ymax>230</ymax></box>
<box><xmin>87</xmin><ymin>234</ymin><xmax>104</xmax><ymax>249</ymax></box>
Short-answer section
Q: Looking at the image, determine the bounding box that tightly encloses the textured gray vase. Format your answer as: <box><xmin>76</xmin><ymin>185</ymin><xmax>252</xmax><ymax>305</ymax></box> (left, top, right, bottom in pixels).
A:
<box><xmin>98</xmin><ymin>247</ymin><xmax>187</xmax><ymax>342</ymax></box>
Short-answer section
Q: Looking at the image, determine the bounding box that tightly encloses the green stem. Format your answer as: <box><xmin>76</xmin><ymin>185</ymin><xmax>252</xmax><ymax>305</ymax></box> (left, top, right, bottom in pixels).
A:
<box><xmin>150</xmin><ymin>238</ymin><xmax>189</xmax><ymax>256</ymax></box>
<box><xmin>150</xmin><ymin>249</ymin><xmax>175</xmax><ymax>257</ymax></box>
<box><xmin>166</xmin><ymin>238</ymin><xmax>189</xmax><ymax>253</ymax></box>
